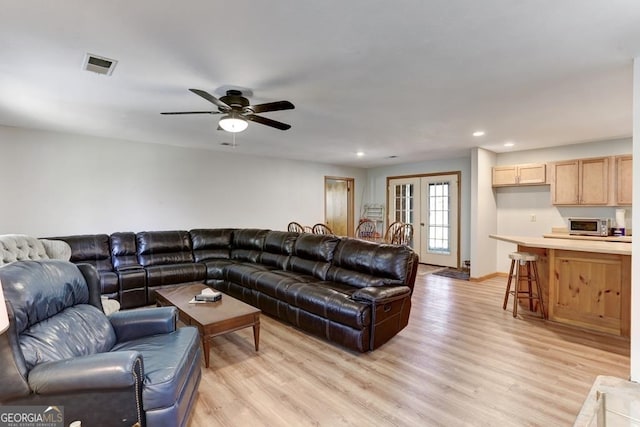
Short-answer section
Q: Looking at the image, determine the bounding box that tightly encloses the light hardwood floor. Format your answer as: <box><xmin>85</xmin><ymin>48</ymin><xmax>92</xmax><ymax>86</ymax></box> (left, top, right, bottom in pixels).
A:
<box><xmin>188</xmin><ymin>265</ymin><xmax>630</xmax><ymax>426</ymax></box>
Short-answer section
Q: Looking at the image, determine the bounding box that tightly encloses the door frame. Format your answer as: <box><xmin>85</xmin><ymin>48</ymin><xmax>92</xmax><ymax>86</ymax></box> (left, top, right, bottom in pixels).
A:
<box><xmin>324</xmin><ymin>176</ymin><xmax>355</xmax><ymax>236</ymax></box>
<box><xmin>386</xmin><ymin>171</ymin><xmax>461</xmax><ymax>267</ymax></box>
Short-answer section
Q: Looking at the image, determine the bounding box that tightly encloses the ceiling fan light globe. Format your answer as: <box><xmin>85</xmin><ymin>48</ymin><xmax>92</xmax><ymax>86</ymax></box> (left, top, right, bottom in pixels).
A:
<box><xmin>219</xmin><ymin>115</ymin><xmax>248</xmax><ymax>133</ymax></box>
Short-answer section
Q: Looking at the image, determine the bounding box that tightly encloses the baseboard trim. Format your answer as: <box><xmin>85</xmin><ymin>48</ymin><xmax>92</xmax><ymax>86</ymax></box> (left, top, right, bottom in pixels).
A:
<box><xmin>469</xmin><ymin>272</ymin><xmax>507</xmax><ymax>282</ymax></box>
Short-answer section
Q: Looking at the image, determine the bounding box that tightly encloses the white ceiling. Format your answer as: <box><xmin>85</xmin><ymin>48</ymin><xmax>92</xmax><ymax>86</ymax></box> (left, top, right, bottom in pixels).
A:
<box><xmin>1</xmin><ymin>1</ymin><xmax>639</xmax><ymax>168</ymax></box>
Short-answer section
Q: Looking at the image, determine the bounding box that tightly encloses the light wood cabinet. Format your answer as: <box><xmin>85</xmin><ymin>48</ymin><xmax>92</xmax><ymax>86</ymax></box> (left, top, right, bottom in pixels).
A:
<box><xmin>515</xmin><ymin>243</ymin><xmax>631</xmax><ymax>338</ymax></box>
<box><xmin>616</xmin><ymin>155</ymin><xmax>632</xmax><ymax>206</ymax></box>
<box><xmin>492</xmin><ymin>163</ymin><xmax>546</xmax><ymax>187</ymax></box>
<box><xmin>548</xmin><ymin>250</ymin><xmax>630</xmax><ymax>337</ymax></box>
<box><xmin>550</xmin><ymin>157</ymin><xmax>609</xmax><ymax>205</ymax></box>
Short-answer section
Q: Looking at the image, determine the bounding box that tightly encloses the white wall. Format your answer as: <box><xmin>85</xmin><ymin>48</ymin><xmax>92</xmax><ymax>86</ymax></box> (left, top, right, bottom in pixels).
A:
<box><xmin>493</xmin><ymin>138</ymin><xmax>633</xmax><ymax>272</ymax></box>
<box><xmin>0</xmin><ymin>125</ymin><xmax>366</xmax><ymax>236</ymax></box>
<box><xmin>470</xmin><ymin>148</ymin><xmax>497</xmax><ymax>278</ymax></box>
<box><xmin>364</xmin><ymin>156</ymin><xmax>471</xmax><ymax>264</ymax></box>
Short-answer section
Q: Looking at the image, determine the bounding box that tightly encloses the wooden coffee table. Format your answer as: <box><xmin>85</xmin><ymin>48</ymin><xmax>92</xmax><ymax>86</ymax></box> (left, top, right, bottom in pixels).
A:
<box><xmin>155</xmin><ymin>283</ymin><xmax>260</xmax><ymax>368</ymax></box>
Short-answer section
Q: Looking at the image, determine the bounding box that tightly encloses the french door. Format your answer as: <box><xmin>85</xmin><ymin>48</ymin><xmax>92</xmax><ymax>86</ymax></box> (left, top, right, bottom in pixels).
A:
<box><xmin>388</xmin><ymin>173</ymin><xmax>459</xmax><ymax>268</ymax></box>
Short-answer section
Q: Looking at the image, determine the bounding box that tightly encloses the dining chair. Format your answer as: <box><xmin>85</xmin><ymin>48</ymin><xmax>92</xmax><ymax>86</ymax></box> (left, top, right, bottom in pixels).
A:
<box><xmin>355</xmin><ymin>219</ymin><xmax>378</xmax><ymax>241</ymax></box>
<box><xmin>312</xmin><ymin>223</ymin><xmax>334</xmax><ymax>235</ymax></box>
<box><xmin>392</xmin><ymin>223</ymin><xmax>414</xmax><ymax>246</ymax></box>
<box><xmin>287</xmin><ymin>221</ymin><xmax>305</xmax><ymax>233</ymax></box>
<box><xmin>384</xmin><ymin>221</ymin><xmax>403</xmax><ymax>243</ymax></box>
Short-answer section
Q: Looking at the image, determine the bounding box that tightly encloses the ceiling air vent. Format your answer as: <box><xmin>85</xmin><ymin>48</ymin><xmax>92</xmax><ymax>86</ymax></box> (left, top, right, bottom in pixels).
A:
<box><xmin>82</xmin><ymin>53</ymin><xmax>117</xmax><ymax>76</ymax></box>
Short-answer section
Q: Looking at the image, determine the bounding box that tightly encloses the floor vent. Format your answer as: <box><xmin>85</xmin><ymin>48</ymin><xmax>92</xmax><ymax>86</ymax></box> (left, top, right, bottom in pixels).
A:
<box><xmin>82</xmin><ymin>53</ymin><xmax>117</xmax><ymax>76</ymax></box>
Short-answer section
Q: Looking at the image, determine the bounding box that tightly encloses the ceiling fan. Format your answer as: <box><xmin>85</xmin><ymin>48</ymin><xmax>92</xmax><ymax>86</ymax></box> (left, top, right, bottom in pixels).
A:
<box><xmin>161</xmin><ymin>89</ymin><xmax>295</xmax><ymax>132</ymax></box>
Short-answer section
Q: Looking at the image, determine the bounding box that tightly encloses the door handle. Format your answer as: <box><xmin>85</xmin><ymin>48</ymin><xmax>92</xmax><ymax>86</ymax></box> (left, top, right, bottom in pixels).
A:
<box><xmin>420</xmin><ymin>223</ymin><xmax>425</xmax><ymax>226</ymax></box>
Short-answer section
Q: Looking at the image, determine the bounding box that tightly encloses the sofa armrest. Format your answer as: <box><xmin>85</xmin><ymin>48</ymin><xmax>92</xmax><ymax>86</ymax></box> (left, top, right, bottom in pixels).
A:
<box><xmin>109</xmin><ymin>306</ymin><xmax>177</xmax><ymax>342</ymax></box>
<box><xmin>352</xmin><ymin>286</ymin><xmax>411</xmax><ymax>304</ymax></box>
<box><xmin>28</xmin><ymin>351</ymin><xmax>143</xmax><ymax>394</ymax></box>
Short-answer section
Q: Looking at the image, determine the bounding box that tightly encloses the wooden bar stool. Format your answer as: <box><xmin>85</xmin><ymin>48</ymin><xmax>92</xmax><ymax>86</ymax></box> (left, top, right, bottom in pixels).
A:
<box><xmin>503</xmin><ymin>252</ymin><xmax>546</xmax><ymax>319</ymax></box>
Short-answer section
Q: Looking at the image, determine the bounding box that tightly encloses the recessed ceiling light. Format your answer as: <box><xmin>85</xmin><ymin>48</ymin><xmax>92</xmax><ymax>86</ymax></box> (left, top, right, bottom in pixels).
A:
<box><xmin>504</xmin><ymin>142</ymin><xmax>515</xmax><ymax>147</ymax></box>
<box><xmin>472</xmin><ymin>131</ymin><xmax>485</xmax><ymax>137</ymax></box>
<box><xmin>356</xmin><ymin>151</ymin><xmax>365</xmax><ymax>157</ymax></box>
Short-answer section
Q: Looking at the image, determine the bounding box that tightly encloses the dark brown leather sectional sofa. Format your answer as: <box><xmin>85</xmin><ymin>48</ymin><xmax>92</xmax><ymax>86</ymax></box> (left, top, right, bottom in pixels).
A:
<box><xmin>51</xmin><ymin>228</ymin><xmax>419</xmax><ymax>352</ymax></box>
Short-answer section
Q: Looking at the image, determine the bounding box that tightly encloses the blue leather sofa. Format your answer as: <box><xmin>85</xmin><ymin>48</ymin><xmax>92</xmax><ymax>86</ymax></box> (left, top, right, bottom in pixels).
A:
<box><xmin>0</xmin><ymin>260</ymin><xmax>201</xmax><ymax>427</ymax></box>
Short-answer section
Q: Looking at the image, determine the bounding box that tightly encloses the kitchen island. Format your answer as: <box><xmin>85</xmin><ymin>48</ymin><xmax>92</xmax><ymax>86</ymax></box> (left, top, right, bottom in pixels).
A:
<box><xmin>490</xmin><ymin>234</ymin><xmax>631</xmax><ymax>337</ymax></box>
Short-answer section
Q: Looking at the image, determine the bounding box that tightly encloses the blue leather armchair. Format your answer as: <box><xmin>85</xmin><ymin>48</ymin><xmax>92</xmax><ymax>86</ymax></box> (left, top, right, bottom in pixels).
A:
<box><xmin>0</xmin><ymin>260</ymin><xmax>201</xmax><ymax>427</ymax></box>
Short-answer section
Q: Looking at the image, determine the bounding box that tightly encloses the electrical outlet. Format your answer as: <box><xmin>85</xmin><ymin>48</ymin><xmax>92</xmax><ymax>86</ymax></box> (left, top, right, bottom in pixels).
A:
<box><xmin>530</xmin><ymin>214</ymin><xmax>536</xmax><ymax>222</ymax></box>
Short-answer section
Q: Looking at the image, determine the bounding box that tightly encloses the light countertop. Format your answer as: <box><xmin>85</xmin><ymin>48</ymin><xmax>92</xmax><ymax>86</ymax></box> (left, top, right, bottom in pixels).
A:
<box><xmin>489</xmin><ymin>234</ymin><xmax>632</xmax><ymax>255</ymax></box>
<box><xmin>543</xmin><ymin>233</ymin><xmax>631</xmax><ymax>243</ymax></box>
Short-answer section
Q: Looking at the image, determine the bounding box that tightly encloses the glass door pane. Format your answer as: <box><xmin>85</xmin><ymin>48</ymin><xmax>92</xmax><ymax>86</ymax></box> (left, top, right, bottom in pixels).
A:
<box><xmin>427</xmin><ymin>181</ymin><xmax>450</xmax><ymax>254</ymax></box>
<box><xmin>393</xmin><ymin>183</ymin><xmax>414</xmax><ymax>224</ymax></box>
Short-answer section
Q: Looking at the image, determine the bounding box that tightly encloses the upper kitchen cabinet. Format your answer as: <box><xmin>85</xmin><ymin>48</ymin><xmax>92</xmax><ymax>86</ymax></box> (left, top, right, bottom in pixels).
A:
<box><xmin>550</xmin><ymin>157</ymin><xmax>610</xmax><ymax>205</ymax></box>
<box><xmin>492</xmin><ymin>163</ymin><xmax>546</xmax><ymax>187</ymax></box>
<box><xmin>616</xmin><ymin>155</ymin><xmax>632</xmax><ymax>206</ymax></box>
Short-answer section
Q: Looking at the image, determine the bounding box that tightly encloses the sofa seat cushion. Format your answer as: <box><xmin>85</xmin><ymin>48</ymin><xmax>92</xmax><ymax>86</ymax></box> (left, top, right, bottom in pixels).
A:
<box><xmin>21</xmin><ymin>305</ymin><xmax>116</xmax><ymax>370</ymax></box>
<box><xmin>284</xmin><ymin>282</ymin><xmax>371</xmax><ymax>329</ymax></box>
<box><xmin>246</xmin><ymin>271</ymin><xmax>305</xmax><ymax>300</ymax></box>
<box><xmin>110</xmin><ymin>327</ymin><xmax>200</xmax><ymax>411</ymax></box>
<box><xmin>200</xmin><ymin>259</ymin><xmax>238</xmax><ymax>281</ymax></box>
<box><xmin>223</xmin><ymin>262</ymin><xmax>275</xmax><ymax>288</ymax></box>
<box><xmin>246</xmin><ymin>269</ymin><xmax>323</xmax><ymax>301</ymax></box>
<box><xmin>145</xmin><ymin>263</ymin><xmax>206</xmax><ymax>287</ymax></box>
<box><xmin>258</xmin><ymin>269</ymin><xmax>317</xmax><ymax>283</ymax></box>
<box><xmin>325</xmin><ymin>267</ymin><xmax>386</xmax><ymax>289</ymax></box>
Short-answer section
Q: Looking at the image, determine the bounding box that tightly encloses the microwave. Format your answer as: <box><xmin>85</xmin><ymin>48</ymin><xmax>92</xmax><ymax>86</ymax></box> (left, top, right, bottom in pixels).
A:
<box><xmin>568</xmin><ymin>218</ymin><xmax>610</xmax><ymax>236</ymax></box>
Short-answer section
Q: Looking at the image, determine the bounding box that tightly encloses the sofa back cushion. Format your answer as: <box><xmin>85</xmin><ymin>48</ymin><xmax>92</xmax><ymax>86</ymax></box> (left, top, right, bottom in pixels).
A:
<box><xmin>288</xmin><ymin>234</ymin><xmax>340</xmax><ymax>280</ymax></box>
<box><xmin>54</xmin><ymin>234</ymin><xmax>114</xmax><ymax>272</ymax></box>
<box><xmin>110</xmin><ymin>232</ymin><xmax>142</xmax><ymax>270</ymax></box>
<box><xmin>136</xmin><ymin>231</ymin><xmax>194</xmax><ymax>267</ymax></box>
<box><xmin>327</xmin><ymin>239</ymin><xmax>416</xmax><ymax>288</ymax></box>
<box><xmin>231</xmin><ymin>229</ymin><xmax>269</xmax><ymax>263</ymax></box>
<box><xmin>190</xmin><ymin>228</ymin><xmax>234</xmax><ymax>262</ymax></box>
<box><xmin>0</xmin><ymin>260</ymin><xmax>116</xmax><ymax>370</ymax></box>
<box><xmin>0</xmin><ymin>234</ymin><xmax>49</xmax><ymax>266</ymax></box>
<box><xmin>259</xmin><ymin>231</ymin><xmax>298</xmax><ymax>269</ymax></box>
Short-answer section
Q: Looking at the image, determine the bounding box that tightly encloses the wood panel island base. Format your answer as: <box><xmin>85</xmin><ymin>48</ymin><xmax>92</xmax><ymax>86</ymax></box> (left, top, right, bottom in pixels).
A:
<box><xmin>490</xmin><ymin>235</ymin><xmax>631</xmax><ymax>338</ymax></box>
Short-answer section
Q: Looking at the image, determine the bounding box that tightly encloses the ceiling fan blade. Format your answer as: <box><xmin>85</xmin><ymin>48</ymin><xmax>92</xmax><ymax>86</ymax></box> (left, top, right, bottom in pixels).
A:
<box><xmin>249</xmin><ymin>100</ymin><xmax>295</xmax><ymax>114</ymax></box>
<box><xmin>189</xmin><ymin>89</ymin><xmax>230</xmax><ymax>111</ymax></box>
<box><xmin>160</xmin><ymin>111</ymin><xmax>220</xmax><ymax>115</ymax></box>
<box><xmin>246</xmin><ymin>114</ymin><xmax>291</xmax><ymax>130</ymax></box>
